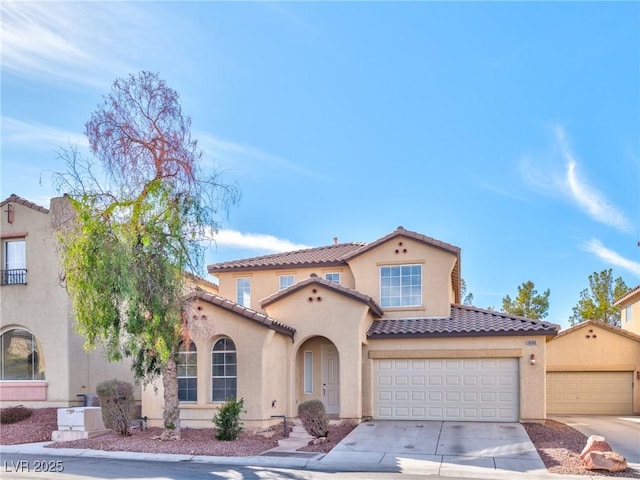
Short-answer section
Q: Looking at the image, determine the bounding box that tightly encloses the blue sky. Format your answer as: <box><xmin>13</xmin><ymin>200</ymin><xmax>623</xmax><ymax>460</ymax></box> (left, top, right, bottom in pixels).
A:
<box><xmin>1</xmin><ymin>1</ymin><xmax>639</xmax><ymax>329</ymax></box>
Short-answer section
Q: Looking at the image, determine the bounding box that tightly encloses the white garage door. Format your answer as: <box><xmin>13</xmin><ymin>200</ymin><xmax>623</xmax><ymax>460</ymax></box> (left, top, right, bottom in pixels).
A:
<box><xmin>547</xmin><ymin>371</ymin><xmax>633</xmax><ymax>415</ymax></box>
<box><xmin>374</xmin><ymin>358</ymin><xmax>519</xmax><ymax>422</ymax></box>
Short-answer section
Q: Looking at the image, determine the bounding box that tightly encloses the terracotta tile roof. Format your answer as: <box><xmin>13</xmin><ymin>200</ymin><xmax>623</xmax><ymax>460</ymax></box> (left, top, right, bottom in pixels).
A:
<box><xmin>367</xmin><ymin>304</ymin><xmax>559</xmax><ymax>339</ymax></box>
<box><xmin>208</xmin><ymin>242</ymin><xmax>365</xmax><ymax>273</ymax></box>
<box><xmin>0</xmin><ymin>194</ymin><xmax>49</xmax><ymax>214</ymax></box>
<box><xmin>261</xmin><ymin>274</ymin><xmax>384</xmax><ymax>317</ymax></box>
<box><xmin>553</xmin><ymin>319</ymin><xmax>640</xmax><ymax>343</ymax></box>
<box><xmin>614</xmin><ymin>284</ymin><xmax>640</xmax><ymax>306</ymax></box>
<box><xmin>187</xmin><ymin>290</ymin><xmax>296</xmax><ymax>339</ymax></box>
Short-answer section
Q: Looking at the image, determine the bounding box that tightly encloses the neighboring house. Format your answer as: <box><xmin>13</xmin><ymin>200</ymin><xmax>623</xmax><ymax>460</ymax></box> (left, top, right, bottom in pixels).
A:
<box><xmin>546</xmin><ymin>320</ymin><xmax>640</xmax><ymax>415</ymax></box>
<box><xmin>615</xmin><ymin>284</ymin><xmax>640</xmax><ymax>336</ymax></box>
<box><xmin>0</xmin><ymin>194</ymin><xmax>140</xmax><ymax>407</ymax></box>
<box><xmin>143</xmin><ymin>226</ymin><xmax>559</xmax><ymax>429</ymax></box>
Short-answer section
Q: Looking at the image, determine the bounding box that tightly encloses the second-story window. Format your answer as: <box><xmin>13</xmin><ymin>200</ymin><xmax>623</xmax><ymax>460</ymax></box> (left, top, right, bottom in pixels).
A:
<box><xmin>380</xmin><ymin>264</ymin><xmax>422</xmax><ymax>307</ymax></box>
<box><xmin>236</xmin><ymin>278</ymin><xmax>251</xmax><ymax>307</ymax></box>
<box><xmin>625</xmin><ymin>305</ymin><xmax>633</xmax><ymax>323</ymax></box>
<box><xmin>279</xmin><ymin>275</ymin><xmax>294</xmax><ymax>290</ymax></box>
<box><xmin>325</xmin><ymin>272</ymin><xmax>340</xmax><ymax>284</ymax></box>
<box><xmin>2</xmin><ymin>239</ymin><xmax>26</xmax><ymax>285</ymax></box>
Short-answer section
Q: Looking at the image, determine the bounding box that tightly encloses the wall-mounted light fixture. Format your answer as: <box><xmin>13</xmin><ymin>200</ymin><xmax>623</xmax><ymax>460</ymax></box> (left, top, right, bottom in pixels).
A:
<box><xmin>530</xmin><ymin>354</ymin><xmax>536</xmax><ymax>366</ymax></box>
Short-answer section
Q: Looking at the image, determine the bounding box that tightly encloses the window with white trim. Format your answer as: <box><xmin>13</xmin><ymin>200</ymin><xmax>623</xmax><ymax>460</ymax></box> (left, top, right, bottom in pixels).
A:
<box><xmin>324</xmin><ymin>272</ymin><xmax>340</xmax><ymax>284</ymax></box>
<box><xmin>212</xmin><ymin>337</ymin><xmax>237</xmax><ymax>402</ymax></box>
<box><xmin>1</xmin><ymin>329</ymin><xmax>44</xmax><ymax>380</ymax></box>
<box><xmin>2</xmin><ymin>240</ymin><xmax>26</xmax><ymax>285</ymax></box>
<box><xmin>380</xmin><ymin>264</ymin><xmax>422</xmax><ymax>307</ymax></box>
<box><xmin>304</xmin><ymin>351</ymin><xmax>313</xmax><ymax>394</ymax></box>
<box><xmin>279</xmin><ymin>275</ymin><xmax>294</xmax><ymax>290</ymax></box>
<box><xmin>625</xmin><ymin>305</ymin><xmax>632</xmax><ymax>323</ymax></box>
<box><xmin>236</xmin><ymin>278</ymin><xmax>251</xmax><ymax>307</ymax></box>
<box><xmin>177</xmin><ymin>341</ymin><xmax>197</xmax><ymax>402</ymax></box>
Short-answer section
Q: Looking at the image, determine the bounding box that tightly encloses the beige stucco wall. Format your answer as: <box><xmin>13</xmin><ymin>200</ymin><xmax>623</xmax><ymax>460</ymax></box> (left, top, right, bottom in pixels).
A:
<box><xmin>363</xmin><ymin>334</ymin><xmax>549</xmax><ymax>422</ymax></box>
<box><xmin>142</xmin><ymin>299</ymin><xmax>291</xmax><ymax>429</ymax></box>
<box><xmin>214</xmin><ymin>266</ymin><xmax>356</xmax><ymax>313</ymax></box>
<box><xmin>546</xmin><ymin>323</ymin><xmax>640</xmax><ymax>413</ymax></box>
<box><xmin>0</xmin><ymin>197</ymin><xmax>138</xmax><ymax>408</ymax></box>
<box><xmin>347</xmin><ymin>236</ymin><xmax>457</xmax><ymax>318</ymax></box>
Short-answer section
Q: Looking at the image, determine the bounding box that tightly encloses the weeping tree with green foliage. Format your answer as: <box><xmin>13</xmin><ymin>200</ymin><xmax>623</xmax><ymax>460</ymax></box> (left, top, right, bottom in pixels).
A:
<box><xmin>54</xmin><ymin>71</ymin><xmax>239</xmax><ymax>440</ymax></box>
<box><xmin>569</xmin><ymin>269</ymin><xmax>628</xmax><ymax>327</ymax></box>
<box><xmin>502</xmin><ymin>280</ymin><xmax>550</xmax><ymax>319</ymax></box>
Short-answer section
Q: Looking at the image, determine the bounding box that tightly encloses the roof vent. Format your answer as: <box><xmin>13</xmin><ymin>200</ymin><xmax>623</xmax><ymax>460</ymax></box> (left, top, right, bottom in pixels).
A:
<box><xmin>333</xmin><ymin>237</ymin><xmax>338</xmax><ymax>245</ymax></box>
<box><xmin>397</xmin><ymin>225</ymin><xmax>405</xmax><ymax>230</ymax></box>
<box><xmin>310</xmin><ymin>273</ymin><xmax>318</xmax><ymax>278</ymax></box>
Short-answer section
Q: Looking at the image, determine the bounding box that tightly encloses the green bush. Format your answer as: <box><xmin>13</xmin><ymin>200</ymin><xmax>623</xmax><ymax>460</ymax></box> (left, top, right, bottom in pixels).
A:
<box><xmin>96</xmin><ymin>379</ymin><xmax>134</xmax><ymax>436</ymax></box>
<box><xmin>0</xmin><ymin>405</ymin><xmax>32</xmax><ymax>425</ymax></box>
<box><xmin>212</xmin><ymin>397</ymin><xmax>245</xmax><ymax>440</ymax></box>
<box><xmin>298</xmin><ymin>399</ymin><xmax>329</xmax><ymax>438</ymax></box>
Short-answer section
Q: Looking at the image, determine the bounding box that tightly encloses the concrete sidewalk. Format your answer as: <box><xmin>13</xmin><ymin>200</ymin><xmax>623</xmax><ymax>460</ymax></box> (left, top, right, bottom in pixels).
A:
<box><xmin>2</xmin><ymin>420</ymin><xmax>639</xmax><ymax>480</ymax></box>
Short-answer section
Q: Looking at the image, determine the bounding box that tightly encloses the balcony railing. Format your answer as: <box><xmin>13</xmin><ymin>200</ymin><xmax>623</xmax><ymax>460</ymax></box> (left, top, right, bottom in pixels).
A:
<box><xmin>1</xmin><ymin>269</ymin><xmax>27</xmax><ymax>285</ymax></box>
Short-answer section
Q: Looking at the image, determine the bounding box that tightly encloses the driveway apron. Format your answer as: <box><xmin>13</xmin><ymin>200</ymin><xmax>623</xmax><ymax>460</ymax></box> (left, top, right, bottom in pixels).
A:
<box><xmin>550</xmin><ymin>415</ymin><xmax>640</xmax><ymax>465</ymax></box>
<box><xmin>320</xmin><ymin>420</ymin><xmax>546</xmax><ymax>476</ymax></box>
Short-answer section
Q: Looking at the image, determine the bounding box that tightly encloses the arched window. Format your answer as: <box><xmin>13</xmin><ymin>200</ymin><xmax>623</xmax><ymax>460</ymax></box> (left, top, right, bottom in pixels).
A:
<box><xmin>176</xmin><ymin>341</ymin><xmax>197</xmax><ymax>402</ymax></box>
<box><xmin>211</xmin><ymin>337</ymin><xmax>236</xmax><ymax>402</ymax></box>
<box><xmin>1</xmin><ymin>329</ymin><xmax>45</xmax><ymax>380</ymax></box>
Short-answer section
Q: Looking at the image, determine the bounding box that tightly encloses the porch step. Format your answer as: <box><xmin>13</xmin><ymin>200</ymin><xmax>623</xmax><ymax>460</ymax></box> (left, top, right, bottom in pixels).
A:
<box><xmin>276</xmin><ymin>437</ymin><xmax>311</xmax><ymax>450</ymax></box>
<box><xmin>289</xmin><ymin>424</ymin><xmax>313</xmax><ymax>440</ymax></box>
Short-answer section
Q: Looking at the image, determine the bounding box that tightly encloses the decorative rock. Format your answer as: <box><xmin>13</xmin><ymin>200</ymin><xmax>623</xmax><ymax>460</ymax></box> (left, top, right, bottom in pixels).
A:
<box><xmin>583</xmin><ymin>451</ymin><xmax>628</xmax><ymax>472</ymax></box>
<box><xmin>579</xmin><ymin>435</ymin><xmax>613</xmax><ymax>460</ymax></box>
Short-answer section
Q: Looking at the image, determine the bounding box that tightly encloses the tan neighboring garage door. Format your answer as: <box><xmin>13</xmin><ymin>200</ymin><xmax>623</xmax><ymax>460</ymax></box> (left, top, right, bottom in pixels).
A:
<box><xmin>547</xmin><ymin>371</ymin><xmax>633</xmax><ymax>415</ymax></box>
<box><xmin>374</xmin><ymin>358</ymin><xmax>519</xmax><ymax>422</ymax></box>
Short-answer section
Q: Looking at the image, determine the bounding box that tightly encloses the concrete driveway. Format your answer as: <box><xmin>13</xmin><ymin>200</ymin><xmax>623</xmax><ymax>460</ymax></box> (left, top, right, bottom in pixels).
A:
<box><xmin>550</xmin><ymin>415</ymin><xmax>640</xmax><ymax>465</ymax></box>
<box><xmin>321</xmin><ymin>420</ymin><xmax>546</xmax><ymax>476</ymax></box>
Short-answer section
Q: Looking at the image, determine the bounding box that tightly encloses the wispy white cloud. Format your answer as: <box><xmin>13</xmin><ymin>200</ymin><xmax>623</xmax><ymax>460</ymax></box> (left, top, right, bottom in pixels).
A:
<box><xmin>0</xmin><ymin>2</ymin><xmax>176</xmax><ymax>89</ymax></box>
<box><xmin>1</xmin><ymin>117</ymin><xmax>88</xmax><ymax>148</ymax></box>
<box><xmin>556</xmin><ymin>127</ymin><xmax>631</xmax><ymax>232</ymax></box>
<box><xmin>520</xmin><ymin>126</ymin><xmax>631</xmax><ymax>232</ymax></box>
<box><xmin>197</xmin><ymin>132</ymin><xmax>324</xmax><ymax>179</ymax></box>
<box><xmin>210</xmin><ymin>229</ymin><xmax>312</xmax><ymax>253</ymax></box>
<box><xmin>584</xmin><ymin>239</ymin><xmax>640</xmax><ymax>277</ymax></box>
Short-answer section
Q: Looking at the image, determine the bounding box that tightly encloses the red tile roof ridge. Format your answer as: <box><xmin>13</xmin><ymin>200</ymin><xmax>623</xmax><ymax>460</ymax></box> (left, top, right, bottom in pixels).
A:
<box><xmin>614</xmin><ymin>283</ymin><xmax>640</xmax><ymax>305</ymax></box>
<box><xmin>208</xmin><ymin>242</ymin><xmax>366</xmax><ymax>272</ymax></box>
<box><xmin>186</xmin><ymin>290</ymin><xmax>296</xmax><ymax>338</ymax></box>
<box><xmin>0</xmin><ymin>193</ymin><xmax>50</xmax><ymax>214</ymax></box>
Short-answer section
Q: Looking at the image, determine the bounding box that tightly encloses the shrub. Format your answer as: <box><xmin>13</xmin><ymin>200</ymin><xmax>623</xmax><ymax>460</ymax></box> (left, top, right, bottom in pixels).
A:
<box><xmin>96</xmin><ymin>379</ymin><xmax>134</xmax><ymax>436</ymax></box>
<box><xmin>212</xmin><ymin>397</ymin><xmax>245</xmax><ymax>440</ymax></box>
<box><xmin>0</xmin><ymin>405</ymin><xmax>32</xmax><ymax>425</ymax></box>
<box><xmin>298</xmin><ymin>399</ymin><xmax>329</xmax><ymax>438</ymax></box>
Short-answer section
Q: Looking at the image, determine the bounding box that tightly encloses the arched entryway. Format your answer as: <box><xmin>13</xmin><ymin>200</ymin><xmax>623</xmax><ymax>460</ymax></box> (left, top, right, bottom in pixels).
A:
<box><xmin>296</xmin><ymin>336</ymin><xmax>340</xmax><ymax>415</ymax></box>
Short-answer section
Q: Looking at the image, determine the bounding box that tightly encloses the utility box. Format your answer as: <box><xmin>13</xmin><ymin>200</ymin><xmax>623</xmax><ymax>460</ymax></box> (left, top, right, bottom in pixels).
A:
<box><xmin>52</xmin><ymin>407</ymin><xmax>107</xmax><ymax>441</ymax></box>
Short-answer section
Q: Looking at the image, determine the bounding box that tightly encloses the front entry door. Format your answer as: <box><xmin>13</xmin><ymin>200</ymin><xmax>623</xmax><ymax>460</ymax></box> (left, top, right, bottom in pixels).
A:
<box><xmin>321</xmin><ymin>344</ymin><xmax>339</xmax><ymax>414</ymax></box>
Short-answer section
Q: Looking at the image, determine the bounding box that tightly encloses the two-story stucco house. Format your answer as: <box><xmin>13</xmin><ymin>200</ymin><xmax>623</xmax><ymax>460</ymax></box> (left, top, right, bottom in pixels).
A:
<box><xmin>143</xmin><ymin>226</ymin><xmax>560</xmax><ymax>429</ymax></box>
<box><xmin>0</xmin><ymin>194</ymin><xmax>139</xmax><ymax>407</ymax></box>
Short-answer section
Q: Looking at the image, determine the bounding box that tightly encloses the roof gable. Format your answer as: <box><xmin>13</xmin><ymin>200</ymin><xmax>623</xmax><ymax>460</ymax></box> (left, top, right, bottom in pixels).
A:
<box><xmin>0</xmin><ymin>194</ymin><xmax>49</xmax><ymax>214</ymax></box>
<box><xmin>187</xmin><ymin>290</ymin><xmax>296</xmax><ymax>339</ymax></box>
<box><xmin>344</xmin><ymin>226</ymin><xmax>461</xmax><ymax>304</ymax></box>
<box><xmin>553</xmin><ymin>319</ymin><xmax>640</xmax><ymax>343</ymax></box>
<box><xmin>261</xmin><ymin>274</ymin><xmax>384</xmax><ymax>317</ymax></box>
<box><xmin>367</xmin><ymin>304</ymin><xmax>559</xmax><ymax>339</ymax></box>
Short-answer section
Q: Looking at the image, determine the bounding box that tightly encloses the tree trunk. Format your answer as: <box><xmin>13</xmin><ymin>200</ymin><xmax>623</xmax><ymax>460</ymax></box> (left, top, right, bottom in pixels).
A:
<box><xmin>160</xmin><ymin>356</ymin><xmax>181</xmax><ymax>440</ymax></box>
